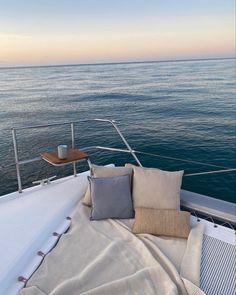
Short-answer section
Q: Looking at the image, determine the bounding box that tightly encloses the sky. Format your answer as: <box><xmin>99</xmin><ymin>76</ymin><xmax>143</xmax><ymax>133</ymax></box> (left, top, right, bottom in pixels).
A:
<box><xmin>0</xmin><ymin>0</ymin><xmax>235</xmax><ymax>67</ymax></box>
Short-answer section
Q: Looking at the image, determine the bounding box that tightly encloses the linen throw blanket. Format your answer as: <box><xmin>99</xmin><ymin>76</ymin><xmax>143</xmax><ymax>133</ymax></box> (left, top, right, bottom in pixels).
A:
<box><xmin>20</xmin><ymin>203</ymin><xmax>205</xmax><ymax>295</ymax></box>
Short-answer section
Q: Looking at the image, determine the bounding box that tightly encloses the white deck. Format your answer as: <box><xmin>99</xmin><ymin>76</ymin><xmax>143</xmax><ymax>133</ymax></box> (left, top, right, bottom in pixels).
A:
<box><xmin>0</xmin><ymin>171</ymin><xmax>89</xmax><ymax>295</ymax></box>
<box><xmin>0</xmin><ymin>167</ymin><xmax>235</xmax><ymax>295</ymax></box>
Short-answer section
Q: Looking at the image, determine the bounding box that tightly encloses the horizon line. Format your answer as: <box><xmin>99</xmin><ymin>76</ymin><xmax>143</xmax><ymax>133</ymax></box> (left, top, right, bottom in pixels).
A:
<box><xmin>0</xmin><ymin>56</ymin><xmax>235</xmax><ymax>70</ymax></box>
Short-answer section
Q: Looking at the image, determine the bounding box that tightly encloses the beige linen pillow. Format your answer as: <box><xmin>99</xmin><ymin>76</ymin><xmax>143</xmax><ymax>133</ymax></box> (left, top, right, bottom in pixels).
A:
<box><xmin>133</xmin><ymin>207</ymin><xmax>190</xmax><ymax>238</ymax></box>
<box><xmin>125</xmin><ymin>164</ymin><xmax>183</xmax><ymax>209</ymax></box>
<box><xmin>82</xmin><ymin>164</ymin><xmax>133</xmax><ymax>206</ymax></box>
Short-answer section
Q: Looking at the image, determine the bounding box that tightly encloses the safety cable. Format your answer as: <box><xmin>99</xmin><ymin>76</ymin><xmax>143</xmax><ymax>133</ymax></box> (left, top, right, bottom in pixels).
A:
<box><xmin>134</xmin><ymin>150</ymin><xmax>234</xmax><ymax>170</ymax></box>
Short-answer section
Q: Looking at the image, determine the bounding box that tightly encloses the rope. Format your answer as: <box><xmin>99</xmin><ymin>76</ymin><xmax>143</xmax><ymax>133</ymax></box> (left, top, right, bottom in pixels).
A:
<box><xmin>185</xmin><ymin>169</ymin><xmax>236</xmax><ymax>177</ymax></box>
<box><xmin>134</xmin><ymin>150</ymin><xmax>233</xmax><ymax>170</ymax></box>
<box><xmin>189</xmin><ymin>210</ymin><xmax>236</xmax><ymax>232</ymax></box>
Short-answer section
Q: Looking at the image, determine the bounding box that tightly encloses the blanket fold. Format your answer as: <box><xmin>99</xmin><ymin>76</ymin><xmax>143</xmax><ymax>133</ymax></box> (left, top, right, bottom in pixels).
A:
<box><xmin>20</xmin><ymin>203</ymin><xmax>205</xmax><ymax>295</ymax></box>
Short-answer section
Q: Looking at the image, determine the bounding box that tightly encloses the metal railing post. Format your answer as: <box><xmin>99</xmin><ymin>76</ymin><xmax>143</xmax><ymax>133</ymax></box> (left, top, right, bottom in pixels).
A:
<box><xmin>70</xmin><ymin>123</ymin><xmax>77</xmax><ymax>177</ymax></box>
<box><xmin>9</xmin><ymin>119</ymin><xmax>142</xmax><ymax>188</ymax></box>
<box><xmin>12</xmin><ymin>128</ymin><xmax>22</xmax><ymax>193</ymax></box>
<box><xmin>110</xmin><ymin>121</ymin><xmax>143</xmax><ymax>167</ymax></box>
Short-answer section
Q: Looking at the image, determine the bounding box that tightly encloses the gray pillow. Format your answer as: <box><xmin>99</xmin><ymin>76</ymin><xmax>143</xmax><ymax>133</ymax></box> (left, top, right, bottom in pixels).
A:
<box><xmin>88</xmin><ymin>174</ymin><xmax>134</xmax><ymax>220</ymax></box>
<box><xmin>83</xmin><ymin>165</ymin><xmax>133</xmax><ymax>206</ymax></box>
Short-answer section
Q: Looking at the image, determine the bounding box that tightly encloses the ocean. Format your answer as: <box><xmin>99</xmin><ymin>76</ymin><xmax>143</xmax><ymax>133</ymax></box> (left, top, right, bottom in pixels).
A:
<box><xmin>0</xmin><ymin>58</ymin><xmax>235</xmax><ymax>203</ymax></box>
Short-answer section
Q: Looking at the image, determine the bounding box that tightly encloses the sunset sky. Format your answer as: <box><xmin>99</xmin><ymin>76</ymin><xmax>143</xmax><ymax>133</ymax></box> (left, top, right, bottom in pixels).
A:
<box><xmin>0</xmin><ymin>0</ymin><xmax>235</xmax><ymax>67</ymax></box>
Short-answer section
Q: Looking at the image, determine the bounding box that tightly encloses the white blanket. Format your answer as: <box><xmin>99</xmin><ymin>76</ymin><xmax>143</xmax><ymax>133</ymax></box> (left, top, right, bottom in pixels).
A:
<box><xmin>20</xmin><ymin>203</ymin><xmax>205</xmax><ymax>295</ymax></box>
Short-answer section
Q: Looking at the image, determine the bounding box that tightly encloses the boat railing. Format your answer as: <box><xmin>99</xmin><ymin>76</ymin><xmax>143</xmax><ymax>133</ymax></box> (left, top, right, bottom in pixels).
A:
<box><xmin>11</xmin><ymin>119</ymin><xmax>143</xmax><ymax>194</ymax></box>
<box><xmin>5</xmin><ymin>118</ymin><xmax>236</xmax><ymax>227</ymax></box>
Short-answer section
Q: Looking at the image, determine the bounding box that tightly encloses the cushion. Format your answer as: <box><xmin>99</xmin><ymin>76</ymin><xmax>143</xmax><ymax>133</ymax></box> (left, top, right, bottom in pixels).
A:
<box><xmin>125</xmin><ymin>164</ymin><xmax>183</xmax><ymax>209</ymax></box>
<box><xmin>83</xmin><ymin>165</ymin><xmax>133</xmax><ymax>206</ymax></box>
<box><xmin>132</xmin><ymin>208</ymin><xmax>190</xmax><ymax>238</ymax></box>
<box><xmin>89</xmin><ymin>175</ymin><xmax>134</xmax><ymax>220</ymax></box>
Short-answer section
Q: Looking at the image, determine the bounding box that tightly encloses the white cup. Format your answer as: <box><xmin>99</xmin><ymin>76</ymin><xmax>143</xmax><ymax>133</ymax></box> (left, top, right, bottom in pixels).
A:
<box><xmin>57</xmin><ymin>145</ymin><xmax>68</xmax><ymax>159</ymax></box>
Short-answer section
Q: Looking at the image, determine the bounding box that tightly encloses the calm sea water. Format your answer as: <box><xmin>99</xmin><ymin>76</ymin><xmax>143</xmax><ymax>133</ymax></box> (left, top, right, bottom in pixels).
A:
<box><xmin>0</xmin><ymin>59</ymin><xmax>235</xmax><ymax>202</ymax></box>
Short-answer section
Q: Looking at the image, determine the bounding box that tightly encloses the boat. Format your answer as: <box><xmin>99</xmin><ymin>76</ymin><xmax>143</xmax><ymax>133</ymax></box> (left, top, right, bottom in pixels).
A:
<box><xmin>0</xmin><ymin>118</ymin><xmax>235</xmax><ymax>295</ymax></box>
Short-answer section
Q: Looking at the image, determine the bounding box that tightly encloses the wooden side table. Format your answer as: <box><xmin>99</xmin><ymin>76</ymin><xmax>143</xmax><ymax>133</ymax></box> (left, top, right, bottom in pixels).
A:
<box><xmin>41</xmin><ymin>148</ymin><xmax>89</xmax><ymax>176</ymax></box>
